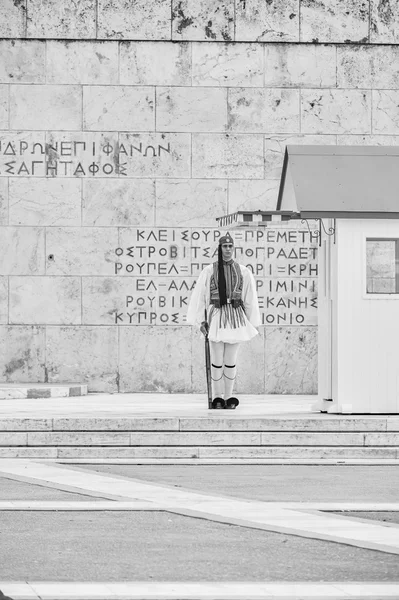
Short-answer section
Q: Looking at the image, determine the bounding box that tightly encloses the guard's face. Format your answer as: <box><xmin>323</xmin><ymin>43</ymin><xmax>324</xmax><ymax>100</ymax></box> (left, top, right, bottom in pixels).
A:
<box><xmin>221</xmin><ymin>242</ymin><xmax>234</xmax><ymax>261</ymax></box>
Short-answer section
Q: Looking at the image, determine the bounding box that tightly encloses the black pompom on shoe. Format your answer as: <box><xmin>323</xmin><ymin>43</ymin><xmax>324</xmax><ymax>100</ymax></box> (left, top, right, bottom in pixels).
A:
<box><xmin>211</xmin><ymin>397</ymin><xmax>225</xmax><ymax>409</ymax></box>
<box><xmin>225</xmin><ymin>397</ymin><xmax>239</xmax><ymax>409</ymax></box>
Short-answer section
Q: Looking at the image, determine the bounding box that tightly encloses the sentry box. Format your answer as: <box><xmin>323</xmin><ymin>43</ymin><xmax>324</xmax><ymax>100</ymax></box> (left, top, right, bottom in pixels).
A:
<box><xmin>278</xmin><ymin>145</ymin><xmax>399</xmax><ymax>414</ymax></box>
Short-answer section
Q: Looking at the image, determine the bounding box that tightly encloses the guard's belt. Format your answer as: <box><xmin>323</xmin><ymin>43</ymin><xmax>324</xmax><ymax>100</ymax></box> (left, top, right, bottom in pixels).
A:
<box><xmin>210</xmin><ymin>299</ymin><xmax>243</xmax><ymax>309</ymax></box>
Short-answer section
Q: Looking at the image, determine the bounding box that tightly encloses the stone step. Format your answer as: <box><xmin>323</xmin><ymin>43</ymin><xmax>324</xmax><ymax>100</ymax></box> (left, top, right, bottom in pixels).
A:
<box><xmin>0</xmin><ymin>383</ymin><xmax>88</xmax><ymax>399</ymax></box>
<box><xmin>0</xmin><ymin>416</ymin><xmax>398</xmax><ymax>431</ymax></box>
<box><xmin>0</xmin><ymin>445</ymin><xmax>398</xmax><ymax>459</ymax></box>
<box><xmin>2</xmin><ymin>431</ymin><xmax>399</xmax><ymax>446</ymax></box>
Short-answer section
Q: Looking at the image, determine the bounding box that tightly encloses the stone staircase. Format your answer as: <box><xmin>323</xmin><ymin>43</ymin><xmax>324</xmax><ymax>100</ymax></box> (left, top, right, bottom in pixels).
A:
<box><xmin>0</xmin><ymin>415</ymin><xmax>398</xmax><ymax>460</ymax></box>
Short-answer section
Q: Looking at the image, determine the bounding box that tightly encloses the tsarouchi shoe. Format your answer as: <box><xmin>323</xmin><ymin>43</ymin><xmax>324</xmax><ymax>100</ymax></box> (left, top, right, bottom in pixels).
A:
<box><xmin>211</xmin><ymin>397</ymin><xmax>225</xmax><ymax>409</ymax></box>
<box><xmin>225</xmin><ymin>397</ymin><xmax>239</xmax><ymax>409</ymax></box>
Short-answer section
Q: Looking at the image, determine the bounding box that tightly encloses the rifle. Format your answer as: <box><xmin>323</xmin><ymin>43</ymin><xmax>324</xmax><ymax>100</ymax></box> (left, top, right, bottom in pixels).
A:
<box><xmin>204</xmin><ymin>309</ymin><xmax>212</xmax><ymax>409</ymax></box>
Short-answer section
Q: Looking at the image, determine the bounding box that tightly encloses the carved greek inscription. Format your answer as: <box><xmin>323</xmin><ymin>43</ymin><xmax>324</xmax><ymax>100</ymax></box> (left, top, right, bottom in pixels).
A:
<box><xmin>106</xmin><ymin>227</ymin><xmax>318</xmax><ymax>327</ymax></box>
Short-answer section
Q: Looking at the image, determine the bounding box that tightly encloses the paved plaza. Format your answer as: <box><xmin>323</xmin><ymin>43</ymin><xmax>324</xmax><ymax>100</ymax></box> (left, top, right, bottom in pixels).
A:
<box><xmin>0</xmin><ymin>394</ymin><xmax>398</xmax><ymax>599</ymax></box>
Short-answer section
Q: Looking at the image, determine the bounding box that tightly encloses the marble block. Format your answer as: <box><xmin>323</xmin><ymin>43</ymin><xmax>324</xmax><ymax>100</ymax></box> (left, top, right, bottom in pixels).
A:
<box><xmin>120</xmin><ymin>42</ymin><xmax>191</xmax><ymax>86</ymax></box>
<box><xmin>0</xmin><ymin>85</ymin><xmax>9</xmax><ymax>129</ymax></box>
<box><xmin>192</xmin><ymin>42</ymin><xmax>263</xmax><ymax>87</ymax></box>
<box><xmin>83</xmin><ymin>276</ymin><xmax>194</xmax><ymax>325</ymax></box>
<box><xmin>372</xmin><ymin>91</ymin><xmax>399</xmax><ymax>134</ymax></box>
<box><xmin>46</xmin><ymin>41</ymin><xmax>119</xmax><ymax>85</ymax></box>
<box><xmin>371</xmin><ymin>0</ymin><xmax>399</xmax><ymax>43</ymax></box>
<box><xmin>235</xmin><ymin>329</ymin><xmax>265</xmax><ymax>393</ymax></box>
<box><xmin>0</xmin><ymin>40</ymin><xmax>45</xmax><ymax>83</ymax></box>
<box><xmin>228</xmin><ymin>88</ymin><xmax>300</xmax><ymax>133</ymax></box>
<box><xmin>301</xmin><ymin>89</ymin><xmax>371</xmax><ymax>134</ymax></box>
<box><xmin>83</xmin><ymin>179</ymin><xmax>155</xmax><ymax>226</ymax></box>
<box><xmin>157</xmin><ymin>87</ymin><xmax>228</xmax><ymax>133</ymax></box>
<box><xmin>46</xmin><ymin>326</ymin><xmax>118</xmax><ymax>392</ymax></box>
<box><xmin>264</xmin><ymin>134</ymin><xmax>337</xmax><ymax>179</ymax></box>
<box><xmin>0</xmin><ymin>277</ymin><xmax>7</xmax><ymax>323</ymax></box>
<box><xmin>0</xmin><ymin>179</ymin><xmax>7</xmax><ymax>224</ymax></box>
<box><xmin>265</xmin><ymin>44</ymin><xmax>336</xmax><ymax>88</ymax></box>
<box><xmin>45</xmin><ymin>227</ymin><xmax>119</xmax><ymax>276</ymax></box>
<box><xmin>118</xmin><ymin>133</ymin><xmax>191</xmax><ymax>178</ymax></box>
<box><xmin>172</xmin><ymin>0</ymin><xmax>234</xmax><ymax>41</ymax></box>
<box><xmin>9</xmin><ymin>178</ymin><xmax>81</xmax><ymax>226</ymax></box>
<box><xmin>0</xmin><ymin>326</ymin><xmax>45</xmax><ymax>383</ymax></box>
<box><xmin>0</xmin><ymin>131</ymin><xmax>47</xmax><ymax>178</ymax></box>
<box><xmin>265</xmin><ymin>327</ymin><xmax>317</xmax><ymax>394</ymax></box>
<box><xmin>83</xmin><ymin>86</ymin><xmax>155</xmax><ymax>132</ymax></box>
<box><xmin>300</xmin><ymin>0</ymin><xmax>369</xmax><ymax>43</ymax></box>
<box><xmin>0</xmin><ymin>0</ymin><xmax>26</xmax><ymax>37</ymax></box>
<box><xmin>98</xmin><ymin>0</ymin><xmax>171</xmax><ymax>40</ymax></box>
<box><xmin>235</xmin><ymin>0</ymin><xmax>299</xmax><ymax>42</ymax></box>
<box><xmin>45</xmin><ymin>131</ymin><xmax>119</xmax><ymax>178</ymax></box>
<box><xmin>10</xmin><ymin>277</ymin><xmax>81</xmax><ymax>325</ymax></box>
<box><xmin>337</xmin><ymin>134</ymin><xmax>399</xmax><ymax>146</ymax></box>
<box><xmin>192</xmin><ymin>133</ymin><xmax>264</xmax><ymax>178</ymax></box>
<box><xmin>156</xmin><ymin>179</ymin><xmax>227</xmax><ymax>227</ymax></box>
<box><xmin>27</xmin><ymin>0</ymin><xmax>95</xmax><ymax>38</ymax></box>
<box><xmin>10</xmin><ymin>85</ymin><xmax>81</xmax><ymax>131</ymax></box>
<box><xmin>0</xmin><ymin>227</ymin><xmax>45</xmax><ymax>275</ymax></box>
<box><xmin>119</xmin><ymin>326</ymin><xmax>192</xmax><ymax>392</ymax></box>
<box><xmin>228</xmin><ymin>180</ymin><xmax>280</xmax><ymax>212</ymax></box>
<box><xmin>338</xmin><ymin>45</ymin><xmax>399</xmax><ymax>89</ymax></box>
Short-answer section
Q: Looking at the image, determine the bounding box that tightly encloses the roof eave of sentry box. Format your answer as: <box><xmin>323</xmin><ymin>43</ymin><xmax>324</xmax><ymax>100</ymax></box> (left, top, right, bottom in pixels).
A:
<box><xmin>277</xmin><ymin>145</ymin><xmax>399</xmax><ymax>219</ymax></box>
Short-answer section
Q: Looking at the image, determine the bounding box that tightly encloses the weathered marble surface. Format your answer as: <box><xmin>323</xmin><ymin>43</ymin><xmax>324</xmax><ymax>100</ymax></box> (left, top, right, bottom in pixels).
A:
<box><xmin>0</xmin><ymin>326</ymin><xmax>45</xmax><ymax>383</ymax></box>
<box><xmin>9</xmin><ymin>178</ymin><xmax>81</xmax><ymax>226</ymax></box>
<box><xmin>301</xmin><ymin>89</ymin><xmax>371</xmax><ymax>134</ymax></box>
<box><xmin>120</xmin><ymin>42</ymin><xmax>191</xmax><ymax>86</ymax></box>
<box><xmin>264</xmin><ymin>134</ymin><xmax>337</xmax><ymax>179</ymax></box>
<box><xmin>228</xmin><ymin>180</ymin><xmax>280</xmax><ymax>212</ymax></box>
<box><xmin>46</xmin><ymin>326</ymin><xmax>118</xmax><ymax>392</ymax></box>
<box><xmin>235</xmin><ymin>329</ymin><xmax>265</xmax><ymax>393</ymax></box>
<box><xmin>192</xmin><ymin>133</ymin><xmax>264</xmax><ymax>178</ymax></box>
<box><xmin>0</xmin><ymin>179</ymin><xmax>7</xmax><ymax>225</ymax></box>
<box><xmin>45</xmin><ymin>227</ymin><xmax>119</xmax><ymax>276</ymax></box>
<box><xmin>119</xmin><ymin>326</ymin><xmax>192</xmax><ymax>392</ymax></box>
<box><xmin>300</xmin><ymin>0</ymin><xmax>369</xmax><ymax>43</ymax></box>
<box><xmin>372</xmin><ymin>91</ymin><xmax>399</xmax><ymax>134</ymax></box>
<box><xmin>82</xmin><ymin>277</ymin><xmax>135</xmax><ymax>325</ymax></box>
<box><xmin>10</xmin><ymin>85</ymin><xmax>81</xmax><ymax>130</ymax></box>
<box><xmin>265</xmin><ymin>327</ymin><xmax>317</xmax><ymax>394</ymax></box>
<box><xmin>0</xmin><ymin>278</ymin><xmax>7</xmax><ymax>323</ymax></box>
<box><xmin>83</xmin><ymin>86</ymin><xmax>155</xmax><ymax>131</ymax></box>
<box><xmin>98</xmin><ymin>0</ymin><xmax>171</xmax><ymax>40</ymax></box>
<box><xmin>27</xmin><ymin>0</ymin><xmax>95</xmax><ymax>38</ymax></box>
<box><xmin>0</xmin><ymin>40</ymin><xmax>45</xmax><ymax>83</ymax></box>
<box><xmin>235</xmin><ymin>0</ymin><xmax>299</xmax><ymax>42</ymax></box>
<box><xmin>337</xmin><ymin>134</ymin><xmax>399</xmax><ymax>146</ymax></box>
<box><xmin>157</xmin><ymin>87</ymin><xmax>228</xmax><ymax>132</ymax></box>
<box><xmin>371</xmin><ymin>0</ymin><xmax>399</xmax><ymax>43</ymax></box>
<box><xmin>0</xmin><ymin>85</ymin><xmax>9</xmax><ymax>129</ymax></box>
<box><xmin>83</xmin><ymin>179</ymin><xmax>155</xmax><ymax>226</ymax></box>
<box><xmin>172</xmin><ymin>0</ymin><xmax>234</xmax><ymax>41</ymax></box>
<box><xmin>0</xmin><ymin>0</ymin><xmax>26</xmax><ymax>37</ymax></box>
<box><xmin>0</xmin><ymin>227</ymin><xmax>45</xmax><ymax>275</ymax></box>
<box><xmin>228</xmin><ymin>88</ymin><xmax>300</xmax><ymax>133</ymax></box>
<box><xmin>338</xmin><ymin>45</ymin><xmax>399</xmax><ymax>89</ymax></box>
<box><xmin>265</xmin><ymin>44</ymin><xmax>336</xmax><ymax>88</ymax></box>
<box><xmin>46</xmin><ymin>41</ymin><xmax>118</xmax><ymax>85</ymax></box>
<box><xmin>156</xmin><ymin>179</ymin><xmax>227</xmax><ymax>226</ymax></box>
<box><xmin>0</xmin><ymin>131</ymin><xmax>46</xmax><ymax>178</ymax></box>
<box><xmin>118</xmin><ymin>133</ymin><xmax>191</xmax><ymax>178</ymax></box>
<box><xmin>10</xmin><ymin>277</ymin><xmax>81</xmax><ymax>325</ymax></box>
<box><xmin>192</xmin><ymin>42</ymin><xmax>263</xmax><ymax>87</ymax></box>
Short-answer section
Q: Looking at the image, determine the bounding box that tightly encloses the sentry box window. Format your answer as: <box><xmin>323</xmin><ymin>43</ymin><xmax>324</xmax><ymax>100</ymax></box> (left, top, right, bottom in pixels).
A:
<box><xmin>366</xmin><ymin>238</ymin><xmax>399</xmax><ymax>294</ymax></box>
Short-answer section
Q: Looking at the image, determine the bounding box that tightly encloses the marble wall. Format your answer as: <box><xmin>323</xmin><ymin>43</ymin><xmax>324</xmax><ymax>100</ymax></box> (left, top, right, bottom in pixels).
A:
<box><xmin>1</xmin><ymin>0</ymin><xmax>399</xmax><ymax>394</ymax></box>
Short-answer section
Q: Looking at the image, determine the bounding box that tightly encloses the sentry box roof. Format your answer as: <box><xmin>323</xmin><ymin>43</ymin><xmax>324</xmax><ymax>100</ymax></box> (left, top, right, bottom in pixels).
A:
<box><xmin>277</xmin><ymin>145</ymin><xmax>399</xmax><ymax>219</ymax></box>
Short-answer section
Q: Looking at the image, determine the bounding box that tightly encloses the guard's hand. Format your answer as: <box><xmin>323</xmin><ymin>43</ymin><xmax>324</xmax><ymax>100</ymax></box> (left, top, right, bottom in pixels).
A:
<box><xmin>200</xmin><ymin>321</ymin><xmax>209</xmax><ymax>337</ymax></box>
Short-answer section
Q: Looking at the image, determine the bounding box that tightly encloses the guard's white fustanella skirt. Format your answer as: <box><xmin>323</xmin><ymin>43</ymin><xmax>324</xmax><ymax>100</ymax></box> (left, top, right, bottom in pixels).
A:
<box><xmin>208</xmin><ymin>304</ymin><xmax>259</xmax><ymax>344</ymax></box>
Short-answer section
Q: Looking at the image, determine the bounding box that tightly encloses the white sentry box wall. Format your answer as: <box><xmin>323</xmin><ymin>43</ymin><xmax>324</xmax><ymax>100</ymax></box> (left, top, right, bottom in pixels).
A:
<box><xmin>317</xmin><ymin>218</ymin><xmax>399</xmax><ymax>414</ymax></box>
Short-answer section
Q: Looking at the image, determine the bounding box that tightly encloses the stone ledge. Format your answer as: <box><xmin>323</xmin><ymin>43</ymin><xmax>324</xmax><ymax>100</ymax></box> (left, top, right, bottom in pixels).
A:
<box><xmin>0</xmin><ymin>383</ymin><xmax>88</xmax><ymax>399</ymax></box>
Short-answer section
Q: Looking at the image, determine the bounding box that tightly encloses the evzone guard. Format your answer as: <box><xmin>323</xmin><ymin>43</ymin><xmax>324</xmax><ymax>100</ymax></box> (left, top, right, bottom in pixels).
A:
<box><xmin>187</xmin><ymin>233</ymin><xmax>261</xmax><ymax>409</ymax></box>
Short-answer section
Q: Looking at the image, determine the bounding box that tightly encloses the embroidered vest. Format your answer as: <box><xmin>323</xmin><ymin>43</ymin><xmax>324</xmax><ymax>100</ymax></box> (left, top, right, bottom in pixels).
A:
<box><xmin>210</xmin><ymin>260</ymin><xmax>243</xmax><ymax>304</ymax></box>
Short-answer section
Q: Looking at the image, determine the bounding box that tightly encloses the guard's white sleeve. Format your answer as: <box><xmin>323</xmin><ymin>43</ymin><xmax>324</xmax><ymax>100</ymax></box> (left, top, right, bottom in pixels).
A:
<box><xmin>242</xmin><ymin>267</ymin><xmax>262</xmax><ymax>327</ymax></box>
<box><xmin>186</xmin><ymin>266</ymin><xmax>210</xmax><ymax>327</ymax></box>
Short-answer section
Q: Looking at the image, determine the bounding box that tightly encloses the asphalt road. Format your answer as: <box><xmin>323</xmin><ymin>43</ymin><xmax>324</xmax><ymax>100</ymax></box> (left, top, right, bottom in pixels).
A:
<box><xmin>83</xmin><ymin>464</ymin><xmax>399</xmax><ymax>503</ymax></box>
<box><xmin>1</xmin><ymin>511</ymin><xmax>398</xmax><ymax>581</ymax></box>
<box><xmin>0</xmin><ymin>477</ymin><xmax>103</xmax><ymax>501</ymax></box>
